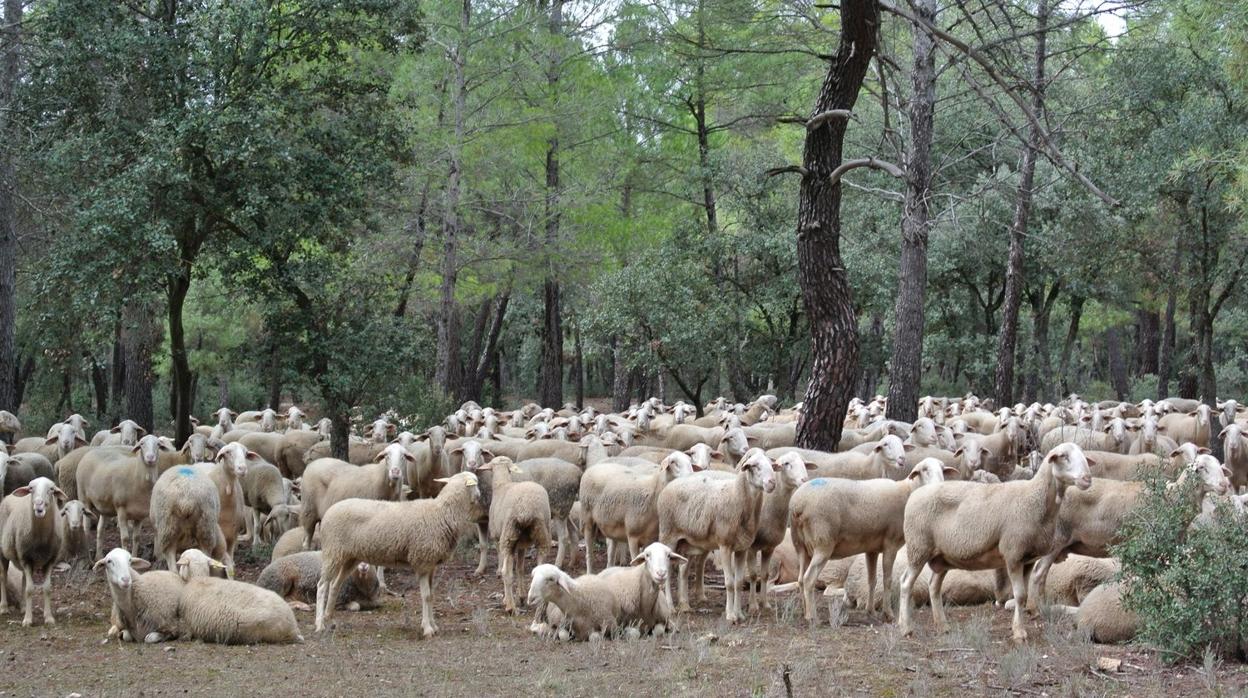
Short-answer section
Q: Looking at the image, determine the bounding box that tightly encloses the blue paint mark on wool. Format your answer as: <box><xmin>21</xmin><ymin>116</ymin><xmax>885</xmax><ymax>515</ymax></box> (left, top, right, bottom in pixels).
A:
<box><xmin>808</xmin><ymin>478</ymin><xmax>829</xmax><ymax>487</ymax></box>
<box><xmin>177</xmin><ymin>467</ymin><xmax>195</xmax><ymax>477</ymax></box>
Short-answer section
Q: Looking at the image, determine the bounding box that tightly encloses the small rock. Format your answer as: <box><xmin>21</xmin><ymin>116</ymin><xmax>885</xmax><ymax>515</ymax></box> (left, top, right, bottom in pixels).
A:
<box><xmin>67</xmin><ymin>693</ymin><xmax>83</xmax><ymax>698</ymax></box>
<box><xmin>1096</xmin><ymin>657</ymin><xmax>1122</xmax><ymax>672</ymax></box>
<box><xmin>163</xmin><ymin>646</ymin><xmax>175</xmax><ymax>653</ymax></box>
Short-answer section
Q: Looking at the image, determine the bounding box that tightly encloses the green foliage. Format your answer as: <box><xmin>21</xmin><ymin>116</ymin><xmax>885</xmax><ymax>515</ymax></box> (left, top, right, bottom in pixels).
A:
<box><xmin>1115</xmin><ymin>474</ymin><xmax>1248</xmax><ymax>660</ymax></box>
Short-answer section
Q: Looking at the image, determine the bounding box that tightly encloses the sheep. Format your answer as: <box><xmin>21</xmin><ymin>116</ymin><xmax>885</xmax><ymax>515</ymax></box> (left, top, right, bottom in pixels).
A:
<box><xmin>1065</xmin><ymin>582</ymin><xmax>1137</xmax><ymax>643</ymax></box>
<box><xmin>1081</xmin><ymin>450</ymin><xmax>1167</xmax><ymax>480</ymax></box>
<box><xmin>514</xmin><ymin>457</ymin><xmax>581</xmax><ymax>568</ymax></box>
<box><xmin>771</xmin><ymin>434</ymin><xmax>911</xmax><ymax>480</ymax></box>
<box><xmin>657</xmin><ymin>448</ymin><xmax>777</xmax><ymax>622</ymax></box>
<box><xmin>241</xmin><ymin>460</ymin><xmax>294</xmax><ymax>543</ymax></box>
<box><xmin>54</xmin><ymin>446</ymin><xmax>93</xmax><ymax>500</ymax></box>
<box><xmin>0</xmin><ymin>410</ymin><xmax>20</xmax><ymax>436</ymax></box>
<box><xmin>1</xmin><ymin>453</ymin><xmax>54</xmax><ymax>497</ymax></box>
<box><xmin>479</xmin><ymin>457</ymin><xmax>551</xmax><ymax>614</ymax></box>
<box><xmin>303</xmin><ymin>437</ymin><xmax>386</xmax><ymax>466</ymax></box>
<box><xmin>1157</xmin><ymin>404</ymin><xmax>1214</xmax><ymax>448</ymax></box>
<box><xmin>286</xmin><ymin>406</ymin><xmax>307</xmax><ymax>431</ymax></box>
<box><xmin>746</xmin><ymin>452</ymin><xmax>814</xmax><ymax>611</ymax></box>
<box><xmin>367</xmin><ymin>417</ymin><xmax>396</xmax><ymax>444</ymax></box>
<box><xmin>149</xmin><ymin>465</ymin><xmax>227</xmax><ymax>574</ymax></box>
<box><xmin>398</xmin><ymin>427</ymin><xmax>450</xmax><ymax>498</ymax></box>
<box><xmin>898</xmin><ymin>442</ymin><xmax>1093</xmax><ymax>642</ymax></box>
<box><xmin>94</xmin><ymin>549</ymin><xmax>183</xmax><ymax>643</ymax></box>
<box><xmin>299</xmin><ymin>444</ymin><xmax>408</xmax><ymax>550</ymax></box>
<box><xmin>38</xmin><ymin>424</ymin><xmax>89</xmax><ymax>464</ymax></box>
<box><xmin>186</xmin><ymin>442</ymin><xmax>258</xmax><ymax>576</ymax></box>
<box><xmin>260</xmin><ymin>503</ymin><xmax>302</xmax><ymax>545</ymax></box>
<box><xmin>272</xmin><ymin>526</ymin><xmax>314</xmax><ymax>561</ymax></box>
<box><xmin>789</xmin><ymin>458</ymin><xmax>957</xmax><ymax>625</ymax></box>
<box><xmin>1025</xmin><ymin>453</ymin><xmax>1230</xmax><ymax>611</ymax></box>
<box><xmin>528</xmin><ymin>542</ymin><xmax>687</xmax><ymax>641</ymax></box>
<box><xmin>578</xmin><ymin>454</ymin><xmax>699</xmax><ymax>574</ymax></box>
<box><xmin>101</xmin><ymin>419</ymin><xmax>147</xmax><ymax>447</ymax></box>
<box><xmin>175</xmin><ymin>550</ymin><xmax>303</xmax><ymax>644</ymax></box>
<box><xmin>78</xmin><ymin>435</ymin><xmax>172</xmax><ymax>559</ymax></box>
<box><xmin>1039</xmin><ymin>426</ymin><xmax>1116</xmax><ymax>453</ymax></box>
<box><xmin>1039</xmin><ymin>555</ymin><xmax>1119</xmax><ymax>607</ymax></box>
<box><xmin>256</xmin><ymin>551</ymin><xmax>380</xmax><ymax>612</ymax></box>
<box><xmin>837</xmin><ymin>546</ymin><xmax>997</xmax><ymax>611</ymax></box>
<box><xmin>0</xmin><ymin>477</ymin><xmax>68</xmax><ymax>626</ymax></box>
<box><xmin>315</xmin><ymin>471</ymin><xmax>485</xmax><ymax>636</ymax></box>
<box><xmin>1220</xmin><ymin>423</ymin><xmax>1248</xmax><ymax>489</ymax></box>
<box><xmin>1127</xmin><ymin>416</ymin><xmax>1178</xmax><ymax>456</ymax></box>
<box><xmin>60</xmin><ymin>499</ymin><xmax>94</xmax><ymax>567</ymax></box>
<box><xmin>212</xmin><ymin>408</ymin><xmax>237</xmax><ymax>434</ymax></box>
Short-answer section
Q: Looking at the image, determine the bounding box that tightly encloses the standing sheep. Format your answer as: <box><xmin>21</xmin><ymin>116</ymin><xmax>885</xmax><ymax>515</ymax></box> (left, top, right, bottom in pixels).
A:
<box><xmin>78</xmin><ymin>435</ymin><xmax>171</xmax><ymax>559</ymax></box>
<box><xmin>657</xmin><ymin>448</ymin><xmax>777</xmax><ymax>622</ymax></box>
<box><xmin>188</xmin><ymin>442</ymin><xmax>258</xmax><ymax>576</ymax></box>
<box><xmin>746</xmin><ymin>452</ymin><xmax>815</xmax><ymax>611</ymax></box>
<box><xmin>299</xmin><ymin>444</ymin><xmax>408</xmax><ymax>550</ymax></box>
<box><xmin>0</xmin><ymin>477</ymin><xmax>68</xmax><ymax>626</ymax></box>
<box><xmin>315</xmin><ymin>472</ymin><xmax>484</xmax><ymax>636</ymax></box>
<box><xmin>150</xmin><ymin>466</ymin><xmax>226</xmax><ymax>573</ymax></box>
<box><xmin>480</xmin><ymin>457</ymin><xmax>551</xmax><ymax>613</ymax></box>
<box><xmin>898</xmin><ymin>442</ymin><xmax>1093</xmax><ymax>642</ymax></box>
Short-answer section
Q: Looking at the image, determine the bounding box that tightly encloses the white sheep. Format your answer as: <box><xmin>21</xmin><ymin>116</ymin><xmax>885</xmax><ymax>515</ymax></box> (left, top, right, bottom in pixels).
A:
<box><xmin>94</xmin><ymin>549</ymin><xmax>182</xmax><ymax>643</ymax></box>
<box><xmin>78</xmin><ymin>435</ymin><xmax>172</xmax><ymax>559</ymax></box>
<box><xmin>315</xmin><ymin>471</ymin><xmax>484</xmax><ymax>636</ymax></box>
<box><xmin>0</xmin><ymin>477</ymin><xmax>68</xmax><ymax>626</ymax></box>
<box><xmin>187</xmin><ymin>442</ymin><xmax>258</xmax><ymax>576</ymax></box>
<box><xmin>898</xmin><ymin>442</ymin><xmax>1093</xmax><ymax>642</ymax></box>
<box><xmin>257</xmin><ymin>551</ymin><xmax>380</xmax><ymax>612</ymax></box>
<box><xmin>175</xmin><ymin>550</ymin><xmax>304</xmax><ymax>644</ymax></box>
<box><xmin>789</xmin><ymin>458</ymin><xmax>957</xmax><ymax>624</ymax></box>
<box><xmin>150</xmin><ymin>465</ymin><xmax>226</xmax><ymax>573</ymax></box>
<box><xmin>746</xmin><ymin>451</ymin><xmax>815</xmax><ymax>611</ymax></box>
<box><xmin>299</xmin><ymin>444</ymin><xmax>408</xmax><ymax>549</ymax></box>
<box><xmin>479</xmin><ymin>457</ymin><xmax>551</xmax><ymax>614</ymax></box>
<box><xmin>657</xmin><ymin>448</ymin><xmax>777</xmax><ymax>622</ymax></box>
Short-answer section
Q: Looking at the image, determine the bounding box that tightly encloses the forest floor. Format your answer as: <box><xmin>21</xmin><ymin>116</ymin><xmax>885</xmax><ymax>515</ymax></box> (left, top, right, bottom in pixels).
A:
<box><xmin>2</xmin><ymin>530</ymin><xmax>1245</xmax><ymax>698</ymax></box>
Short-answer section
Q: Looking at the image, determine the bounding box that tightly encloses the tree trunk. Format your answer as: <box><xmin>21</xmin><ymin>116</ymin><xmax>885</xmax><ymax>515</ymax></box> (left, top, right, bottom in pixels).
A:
<box><xmin>858</xmin><ymin>313</ymin><xmax>884</xmax><ymax>400</ymax></box>
<box><xmin>1136</xmin><ymin>309</ymin><xmax>1159</xmax><ymax>376</ymax></box>
<box><xmin>573</xmin><ymin>324</ymin><xmax>584</xmax><ymax>410</ymax></box>
<box><xmin>122</xmin><ymin>302</ymin><xmax>158</xmax><ymax>433</ymax></box>
<box><xmin>885</xmin><ymin>0</ymin><xmax>937</xmax><ymax>424</ymax></box>
<box><xmin>330</xmin><ymin>405</ymin><xmax>351</xmax><ymax>461</ymax></box>
<box><xmin>267</xmin><ymin>337</ymin><xmax>281</xmax><ymax>410</ymax></box>
<box><xmin>993</xmin><ymin>0</ymin><xmax>1048</xmax><ymax>408</ymax></box>
<box><xmin>692</xmin><ymin>0</ymin><xmax>718</xmax><ymax>236</ymax></box>
<box><xmin>461</xmin><ymin>290</ymin><xmax>509</xmax><ymax>403</ymax></box>
<box><xmin>1026</xmin><ymin>283</ymin><xmax>1059</xmax><ymax>403</ymax></box>
<box><xmin>110</xmin><ymin>328</ymin><xmax>125</xmax><ymax>424</ymax></box>
<box><xmin>794</xmin><ymin>0</ymin><xmax>876</xmax><ymax>451</ymax></box>
<box><xmin>217</xmin><ymin>373</ymin><xmax>229</xmax><ymax>409</ymax></box>
<box><xmin>168</xmin><ymin>270</ymin><xmax>195</xmax><ymax>444</ymax></box>
<box><xmin>1106</xmin><ymin>326</ymin><xmax>1129</xmax><ymax>400</ymax></box>
<box><xmin>1058</xmin><ymin>296</ymin><xmax>1084</xmax><ymax>398</ymax></box>
<box><xmin>0</xmin><ymin>0</ymin><xmax>21</xmax><ymax>415</ymax></box>
<box><xmin>611</xmin><ymin>337</ymin><xmax>628</xmax><ymax>412</ymax></box>
<box><xmin>90</xmin><ymin>355</ymin><xmax>109</xmax><ymax>420</ymax></box>
<box><xmin>435</xmin><ymin>0</ymin><xmax>470</xmax><ymax>396</ymax></box>
<box><xmin>538</xmin><ymin>0</ymin><xmax>564</xmax><ymax>410</ymax></box>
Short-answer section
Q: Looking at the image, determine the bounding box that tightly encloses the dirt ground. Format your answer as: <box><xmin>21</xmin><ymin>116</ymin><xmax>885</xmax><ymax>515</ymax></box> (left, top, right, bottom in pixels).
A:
<box><xmin>3</xmin><ymin>530</ymin><xmax>1246</xmax><ymax>698</ymax></box>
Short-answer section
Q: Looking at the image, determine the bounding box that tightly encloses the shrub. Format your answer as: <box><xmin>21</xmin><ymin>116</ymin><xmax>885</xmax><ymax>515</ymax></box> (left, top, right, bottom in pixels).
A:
<box><xmin>1113</xmin><ymin>472</ymin><xmax>1248</xmax><ymax>660</ymax></box>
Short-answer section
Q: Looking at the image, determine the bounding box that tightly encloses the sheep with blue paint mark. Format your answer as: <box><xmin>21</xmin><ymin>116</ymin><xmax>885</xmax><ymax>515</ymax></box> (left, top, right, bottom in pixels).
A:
<box><xmin>150</xmin><ymin>463</ymin><xmax>227</xmax><ymax>572</ymax></box>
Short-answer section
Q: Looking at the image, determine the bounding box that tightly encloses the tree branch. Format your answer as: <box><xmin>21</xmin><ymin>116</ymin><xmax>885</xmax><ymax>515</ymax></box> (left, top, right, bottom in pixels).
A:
<box><xmin>827</xmin><ymin>157</ymin><xmax>905</xmax><ymax>186</ymax></box>
<box><xmin>765</xmin><ymin>165</ymin><xmax>810</xmax><ymax>177</ymax></box>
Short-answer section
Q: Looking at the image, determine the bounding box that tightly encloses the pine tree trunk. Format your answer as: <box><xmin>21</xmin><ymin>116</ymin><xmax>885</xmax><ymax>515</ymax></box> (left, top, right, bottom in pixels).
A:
<box><xmin>435</xmin><ymin>0</ymin><xmax>470</xmax><ymax>396</ymax></box>
<box><xmin>90</xmin><ymin>355</ymin><xmax>109</xmax><ymax>420</ymax></box>
<box><xmin>1158</xmin><ymin>253</ymin><xmax>1178</xmax><ymax>398</ymax></box>
<box><xmin>1058</xmin><ymin>296</ymin><xmax>1084</xmax><ymax>398</ymax></box>
<box><xmin>794</xmin><ymin>0</ymin><xmax>876</xmax><ymax>451</ymax></box>
<box><xmin>109</xmin><ymin>328</ymin><xmax>125</xmax><ymax>425</ymax></box>
<box><xmin>573</xmin><ymin>325</ymin><xmax>584</xmax><ymax>410</ymax></box>
<box><xmin>612</xmin><ymin>338</ymin><xmax>628</xmax><ymax>412</ymax></box>
<box><xmin>885</xmin><ymin>0</ymin><xmax>937</xmax><ymax>424</ymax></box>
<box><xmin>0</xmin><ymin>0</ymin><xmax>21</xmax><ymax>415</ymax></box>
<box><xmin>168</xmin><ymin>270</ymin><xmax>195</xmax><ymax>444</ymax></box>
<box><xmin>1106</xmin><ymin>326</ymin><xmax>1129</xmax><ymax>400</ymax></box>
<box><xmin>122</xmin><ymin>302</ymin><xmax>158</xmax><ymax>433</ymax></box>
<box><xmin>994</xmin><ymin>0</ymin><xmax>1048</xmax><ymax>408</ymax></box>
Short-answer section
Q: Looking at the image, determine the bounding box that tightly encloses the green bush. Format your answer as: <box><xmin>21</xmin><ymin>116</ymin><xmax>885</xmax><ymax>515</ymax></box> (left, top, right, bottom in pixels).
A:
<box><xmin>1114</xmin><ymin>473</ymin><xmax>1248</xmax><ymax>661</ymax></box>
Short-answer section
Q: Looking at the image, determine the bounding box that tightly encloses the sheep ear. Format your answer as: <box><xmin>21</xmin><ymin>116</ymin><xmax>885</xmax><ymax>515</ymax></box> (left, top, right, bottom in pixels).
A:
<box><xmin>906</xmin><ymin>468</ymin><xmax>923</xmax><ymax>481</ymax></box>
<box><xmin>210</xmin><ymin>558</ymin><xmax>226</xmax><ymax>570</ymax></box>
<box><xmin>12</xmin><ymin>486</ymin><xmax>31</xmax><ymax>497</ymax></box>
<box><xmin>942</xmin><ymin>466</ymin><xmax>960</xmax><ymax>479</ymax></box>
<box><xmin>1222</xmin><ymin>466</ymin><xmax>1233</xmax><ymax>480</ymax></box>
<box><xmin>52</xmin><ymin>487</ymin><xmax>68</xmax><ymax>504</ymax></box>
<box><xmin>75</xmin><ymin>436</ymin><xmax>88</xmax><ymax>448</ymax></box>
<box><xmin>111</xmin><ymin>426</ymin><xmax>122</xmax><ymax>433</ymax></box>
<box><xmin>92</xmin><ymin>558</ymin><xmax>106</xmax><ymax>570</ymax></box>
<box><xmin>952</xmin><ymin>433</ymin><xmax>965</xmax><ymax>441</ymax></box>
<box><xmin>374</xmin><ymin>451</ymin><xmax>388</xmax><ymax>462</ymax></box>
<box><xmin>629</xmin><ymin>552</ymin><xmax>646</xmax><ymax>566</ymax></box>
<box><xmin>1168</xmin><ymin>448</ymin><xmax>1182</xmax><ymax>458</ymax></box>
<box><xmin>481</xmin><ymin>450</ymin><xmax>495</xmax><ymax>461</ymax></box>
<box><xmin>1156</xmin><ymin>424</ymin><xmax>1167</xmax><ymax>432</ymax></box>
<box><xmin>130</xmin><ymin>445</ymin><xmax>142</xmax><ymax>455</ymax></box>
<box><xmin>130</xmin><ymin>558</ymin><xmax>151</xmax><ymax>571</ymax></box>
<box><xmin>1199</xmin><ymin>447</ymin><xmax>1212</xmax><ymax>455</ymax></box>
<box><xmin>403</xmin><ymin>451</ymin><xmax>417</xmax><ymax>463</ymax></box>
<box><xmin>1084</xmin><ymin>454</ymin><xmax>1099</xmax><ymax>466</ymax></box>
<box><xmin>903</xmin><ymin>444</ymin><xmax>915</xmax><ymax>452</ymax></box>
<box><xmin>136</xmin><ymin>426</ymin><xmax>147</xmax><ymax>436</ymax></box>
<box><xmin>44</xmin><ymin>436</ymin><xmax>58</xmax><ymax>446</ymax></box>
<box><xmin>1220</xmin><ymin>427</ymin><xmax>1230</xmax><ymax>439</ymax></box>
<box><xmin>451</xmin><ymin>447</ymin><xmax>464</xmax><ymax>456</ymax></box>
<box><xmin>434</xmin><ymin>477</ymin><xmax>452</xmax><ymax>484</ymax></box>
<box><xmin>745</xmin><ymin>435</ymin><xmax>759</xmax><ymax>445</ymax></box>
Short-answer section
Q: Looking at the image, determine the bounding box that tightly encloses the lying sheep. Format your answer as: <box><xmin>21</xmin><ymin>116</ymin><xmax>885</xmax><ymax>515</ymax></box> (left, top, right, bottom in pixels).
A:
<box><xmin>94</xmin><ymin>549</ymin><xmax>182</xmax><ymax>643</ymax></box>
<box><xmin>789</xmin><ymin>458</ymin><xmax>957</xmax><ymax>625</ymax></box>
<box><xmin>272</xmin><ymin>526</ymin><xmax>315</xmax><ymax>561</ymax></box>
<box><xmin>1059</xmin><ymin>581</ymin><xmax>1137</xmax><ymax>644</ymax></box>
<box><xmin>838</xmin><ymin>546</ymin><xmax>997</xmax><ymax>610</ymax></box>
<box><xmin>657</xmin><ymin>448</ymin><xmax>777</xmax><ymax>622</ymax></box>
<box><xmin>315</xmin><ymin>471</ymin><xmax>485</xmax><ymax>636</ymax></box>
<box><xmin>528</xmin><ymin>542</ymin><xmax>686</xmax><ymax>641</ymax></box>
<box><xmin>0</xmin><ymin>477</ymin><xmax>68</xmax><ymax>626</ymax></box>
<box><xmin>480</xmin><ymin>457</ymin><xmax>551</xmax><ymax>614</ymax></box>
<box><xmin>899</xmin><ymin>442</ymin><xmax>1093</xmax><ymax>642</ymax></box>
<box><xmin>150</xmin><ymin>465</ymin><xmax>226</xmax><ymax>573</ymax></box>
<box><xmin>256</xmin><ymin>551</ymin><xmax>380</xmax><ymax>612</ymax></box>
<box><xmin>175</xmin><ymin>550</ymin><xmax>303</xmax><ymax>644</ymax></box>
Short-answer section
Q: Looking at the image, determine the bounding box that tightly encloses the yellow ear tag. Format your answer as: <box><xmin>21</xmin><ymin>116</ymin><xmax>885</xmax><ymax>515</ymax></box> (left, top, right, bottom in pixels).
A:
<box><xmin>464</xmin><ymin>474</ymin><xmax>478</xmax><ymax>488</ymax></box>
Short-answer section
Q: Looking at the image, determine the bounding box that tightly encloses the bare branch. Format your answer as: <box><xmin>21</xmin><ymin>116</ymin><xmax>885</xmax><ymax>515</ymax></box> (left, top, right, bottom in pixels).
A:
<box><xmin>765</xmin><ymin>165</ymin><xmax>810</xmax><ymax>177</ymax></box>
<box><xmin>805</xmin><ymin>109</ymin><xmax>854</xmax><ymax>131</ymax></box>
<box><xmin>878</xmin><ymin>0</ymin><xmax>1119</xmax><ymax>207</ymax></box>
<box><xmin>827</xmin><ymin>157</ymin><xmax>905</xmax><ymax>186</ymax></box>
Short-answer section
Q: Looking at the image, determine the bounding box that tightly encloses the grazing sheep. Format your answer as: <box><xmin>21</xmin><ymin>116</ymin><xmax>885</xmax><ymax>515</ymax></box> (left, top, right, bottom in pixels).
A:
<box><xmin>480</xmin><ymin>457</ymin><xmax>551</xmax><ymax>613</ymax></box>
<box><xmin>789</xmin><ymin>458</ymin><xmax>957</xmax><ymax>625</ymax></box>
<box><xmin>260</xmin><ymin>503</ymin><xmax>302</xmax><ymax>545</ymax></box>
<box><xmin>300</xmin><ymin>444</ymin><xmax>407</xmax><ymax>550</ymax></box>
<box><xmin>898</xmin><ymin>442</ymin><xmax>1093</xmax><ymax>641</ymax></box>
<box><xmin>78</xmin><ymin>435</ymin><xmax>171</xmax><ymax>559</ymax></box>
<box><xmin>746</xmin><ymin>452</ymin><xmax>815</xmax><ymax>611</ymax></box>
<box><xmin>176</xmin><ymin>551</ymin><xmax>303</xmax><ymax>644</ymax></box>
<box><xmin>657</xmin><ymin>448</ymin><xmax>777</xmax><ymax>622</ymax></box>
<box><xmin>0</xmin><ymin>477</ymin><xmax>68</xmax><ymax>626</ymax></box>
<box><xmin>94</xmin><ymin>549</ymin><xmax>182</xmax><ymax>643</ymax></box>
<box><xmin>256</xmin><ymin>551</ymin><xmax>380</xmax><ymax>612</ymax></box>
<box><xmin>241</xmin><ymin>460</ymin><xmax>294</xmax><ymax>544</ymax></box>
<box><xmin>150</xmin><ymin>466</ymin><xmax>226</xmax><ymax>573</ymax></box>
<box><xmin>1025</xmin><ymin>453</ymin><xmax>1230</xmax><ymax>611</ymax></box>
<box><xmin>315</xmin><ymin>471</ymin><xmax>485</xmax><ymax>636</ymax></box>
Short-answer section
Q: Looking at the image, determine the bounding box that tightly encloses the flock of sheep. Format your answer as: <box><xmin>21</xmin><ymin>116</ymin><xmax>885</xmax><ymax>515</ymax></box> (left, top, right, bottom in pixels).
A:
<box><xmin>0</xmin><ymin>391</ymin><xmax>1244</xmax><ymax>649</ymax></box>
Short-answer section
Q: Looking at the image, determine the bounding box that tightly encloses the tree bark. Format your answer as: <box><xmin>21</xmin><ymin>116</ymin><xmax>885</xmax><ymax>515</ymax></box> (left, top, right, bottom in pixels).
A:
<box><xmin>794</xmin><ymin>0</ymin><xmax>876</xmax><ymax>451</ymax></box>
<box><xmin>692</xmin><ymin>1</ymin><xmax>718</xmax><ymax>237</ymax></box>
<box><xmin>122</xmin><ymin>302</ymin><xmax>158</xmax><ymax>433</ymax></box>
<box><xmin>461</xmin><ymin>290</ymin><xmax>509</xmax><ymax>403</ymax></box>
<box><xmin>0</xmin><ymin>0</ymin><xmax>21</xmax><ymax>415</ymax></box>
<box><xmin>1135</xmin><ymin>309</ymin><xmax>1159</xmax><ymax>376</ymax></box>
<box><xmin>217</xmin><ymin>373</ymin><xmax>229</xmax><ymax>409</ymax></box>
<box><xmin>110</xmin><ymin>328</ymin><xmax>125</xmax><ymax>424</ymax></box>
<box><xmin>573</xmin><ymin>324</ymin><xmax>584</xmax><ymax>410</ymax></box>
<box><xmin>168</xmin><ymin>269</ymin><xmax>195</xmax><ymax>444</ymax></box>
<box><xmin>538</xmin><ymin>0</ymin><xmax>565</xmax><ymax>410</ymax></box>
<box><xmin>884</xmin><ymin>0</ymin><xmax>937</xmax><ymax>424</ymax></box>
<box><xmin>1025</xmin><ymin>282</ymin><xmax>1059</xmax><ymax>403</ymax></box>
<box><xmin>435</xmin><ymin>0</ymin><xmax>470</xmax><ymax>396</ymax></box>
<box><xmin>90</xmin><ymin>354</ymin><xmax>109</xmax><ymax>420</ymax></box>
<box><xmin>611</xmin><ymin>337</ymin><xmax>628</xmax><ymax>412</ymax></box>
<box><xmin>1106</xmin><ymin>326</ymin><xmax>1129</xmax><ymax>400</ymax></box>
<box><xmin>993</xmin><ymin>0</ymin><xmax>1048</xmax><ymax>408</ymax></box>
<box><xmin>1158</xmin><ymin>272</ymin><xmax>1177</xmax><ymax>399</ymax></box>
<box><xmin>1058</xmin><ymin>295</ymin><xmax>1084</xmax><ymax>398</ymax></box>
<box><xmin>266</xmin><ymin>335</ymin><xmax>281</xmax><ymax>410</ymax></box>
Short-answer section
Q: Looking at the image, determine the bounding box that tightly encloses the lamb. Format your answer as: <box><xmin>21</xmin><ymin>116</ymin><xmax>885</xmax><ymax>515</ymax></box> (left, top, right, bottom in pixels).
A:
<box><xmin>1025</xmin><ymin>453</ymin><xmax>1230</xmax><ymax>611</ymax></box>
<box><xmin>898</xmin><ymin>442</ymin><xmax>1093</xmax><ymax>641</ymax></box>
<box><xmin>315</xmin><ymin>471</ymin><xmax>485</xmax><ymax>636</ymax></box>
<box><xmin>78</xmin><ymin>435</ymin><xmax>172</xmax><ymax>559</ymax></box>
<box><xmin>150</xmin><ymin>465</ymin><xmax>227</xmax><ymax>573</ymax></box>
<box><xmin>789</xmin><ymin>458</ymin><xmax>957</xmax><ymax>625</ymax></box>
<box><xmin>256</xmin><ymin>551</ymin><xmax>380</xmax><ymax>612</ymax></box>
<box><xmin>299</xmin><ymin>444</ymin><xmax>408</xmax><ymax>549</ymax></box>
<box><xmin>528</xmin><ymin>542</ymin><xmax>686</xmax><ymax>641</ymax></box>
<box><xmin>94</xmin><ymin>549</ymin><xmax>182</xmax><ymax>643</ymax></box>
<box><xmin>657</xmin><ymin>448</ymin><xmax>777</xmax><ymax>622</ymax></box>
<box><xmin>578</xmin><ymin>454</ymin><xmax>699</xmax><ymax>574</ymax></box>
<box><xmin>746</xmin><ymin>452</ymin><xmax>814</xmax><ymax>611</ymax></box>
<box><xmin>0</xmin><ymin>477</ymin><xmax>68</xmax><ymax>626</ymax></box>
<box><xmin>480</xmin><ymin>457</ymin><xmax>552</xmax><ymax>614</ymax></box>
<box><xmin>176</xmin><ymin>550</ymin><xmax>303</xmax><ymax>644</ymax></box>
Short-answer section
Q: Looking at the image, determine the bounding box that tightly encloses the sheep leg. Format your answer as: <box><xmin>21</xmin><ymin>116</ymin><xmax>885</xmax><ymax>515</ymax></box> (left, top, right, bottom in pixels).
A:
<box><xmin>501</xmin><ymin>542</ymin><xmax>516</xmax><ymax>614</ymax></box>
<box><xmin>734</xmin><ymin>550</ymin><xmax>750</xmax><ymax>621</ymax></box>
<box><xmin>720</xmin><ymin>546</ymin><xmax>737</xmax><ymax>623</ymax></box>
<box><xmin>581</xmin><ymin>518</ymin><xmax>596</xmax><ymax>575</ymax></box>
<box><xmin>40</xmin><ymin>569</ymin><xmax>54</xmax><ymax>626</ymax></box>
<box><xmin>800</xmin><ymin>551</ymin><xmax>831</xmax><ymax>625</ymax></box>
<box><xmin>21</xmin><ymin>566</ymin><xmax>34</xmax><ymax>626</ymax></box>
<box><xmin>117</xmin><ymin>513</ymin><xmax>134</xmax><ymax>556</ymax></box>
<box><xmin>553</xmin><ymin>517</ymin><xmax>568</xmax><ymax>569</ymax></box>
<box><xmin>474</xmin><ymin>522</ymin><xmax>489</xmax><ymax>576</ymax></box>
<box><xmin>417</xmin><ymin>571</ymin><xmax>437</xmax><ymax>638</ymax></box>
<box><xmin>1007</xmin><ymin>560</ymin><xmax>1029</xmax><ymax>642</ymax></box>
<box><xmin>898</xmin><ymin>559</ymin><xmax>923</xmax><ymax>637</ymax></box>
<box><xmin>604</xmin><ymin>538</ymin><xmax>616</xmax><ymax>569</ymax></box>
<box><xmin>880</xmin><ymin>547</ymin><xmax>899</xmax><ymax>622</ymax></box>
<box><xmin>694</xmin><ymin>554</ymin><xmax>709</xmax><ymax>603</ymax></box>
<box><xmin>864</xmin><ymin>552</ymin><xmax>879</xmax><ymax>618</ymax></box>
<box><xmin>94</xmin><ymin>512</ymin><xmax>107</xmax><ymax>561</ymax></box>
<box><xmin>0</xmin><ymin>558</ymin><xmax>7</xmax><ymax>611</ymax></box>
<box><xmin>758</xmin><ymin>549</ymin><xmax>774</xmax><ymax>611</ymax></box>
<box><xmin>674</xmin><ymin>560</ymin><xmax>691</xmax><ymax>613</ymax></box>
<box><xmin>1025</xmin><ymin>553</ymin><xmax>1056</xmax><ymax>614</ymax></box>
<box><xmin>928</xmin><ymin>568</ymin><xmax>948</xmax><ymax>633</ymax></box>
<box><xmin>315</xmin><ymin>563</ymin><xmax>352</xmax><ymax>632</ymax></box>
